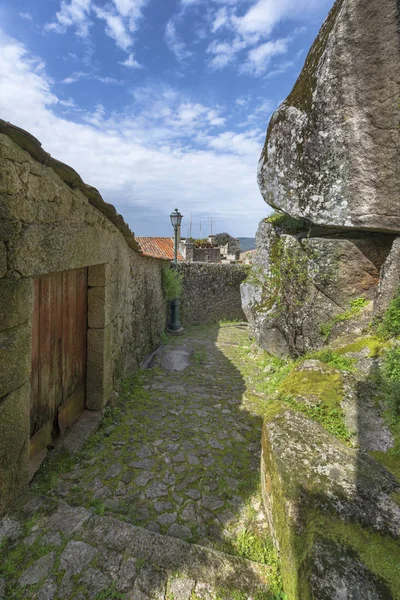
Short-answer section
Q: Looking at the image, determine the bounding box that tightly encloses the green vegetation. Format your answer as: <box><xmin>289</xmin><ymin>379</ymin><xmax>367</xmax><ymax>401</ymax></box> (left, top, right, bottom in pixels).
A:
<box><xmin>95</xmin><ymin>585</ymin><xmax>126</xmax><ymax>599</ymax></box>
<box><xmin>162</xmin><ymin>267</ymin><xmax>183</xmax><ymax>301</ymax></box>
<box><xmin>188</xmin><ymin>237</ymin><xmax>214</xmax><ymax>248</ymax></box>
<box><xmin>377</xmin><ymin>288</ymin><xmax>400</xmax><ymax>339</ymax></box>
<box><xmin>279</xmin><ymin>367</ymin><xmax>342</xmax><ymax>408</ymax></box>
<box><xmin>213</xmin><ymin>232</ymin><xmax>235</xmax><ymax>247</ymax></box>
<box><xmin>336</xmin><ymin>336</ymin><xmax>385</xmax><ymax>357</ymax></box>
<box><xmin>304</xmin><ymin>348</ymin><xmax>356</xmax><ymax>371</ymax></box>
<box><xmin>278</xmin><ymin>367</ymin><xmax>352</xmax><ymax>443</ymax></box>
<box><xmin>320</xmin><ymin>297</ymin><xmax>370</xmax><ymax>340</ymax></box>
<box><xmin>296</xmin><ymin>512</ymin><xmax>400</xmax><ymax>600</ymax></box>
<box><xmin>265</xmin><ymin>212</ymin><xmax>310</xmax><ymax>232</ymax></box>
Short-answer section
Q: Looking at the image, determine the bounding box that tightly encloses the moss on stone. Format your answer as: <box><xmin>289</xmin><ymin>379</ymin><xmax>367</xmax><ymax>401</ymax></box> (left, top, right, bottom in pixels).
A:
<box><xmin>296</xmin><ymin>512</ymin><xmax>400</xmax><ymax>600</ymax></box>
<box><xmin>264</xmin><ymin>213</ymin><xmax>310</xmax><ymax>232</ymax></box>
<box><xmin>336</xmin><ymin>336</ymin><xmax>386</xmax><ymax>357</ymax></box>
<box><xmin>279</xmin><ymin>368</ymin><xmax>343</xmax><ymax>409</ymax></box>
<box><xmin>320</xmin><ymin>297</ymin><xmax>370</xmax><ymax>340</ymax></box>
<box><xmin>371</xmin><ymin>416</ymin><xmax>400</xmax><ymax>481</ymax></box>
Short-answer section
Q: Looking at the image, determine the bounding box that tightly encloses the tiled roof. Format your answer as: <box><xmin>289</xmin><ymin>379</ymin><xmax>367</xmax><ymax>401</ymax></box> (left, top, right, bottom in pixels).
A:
<box><xmin>136</xmin><ymin>237</ymin><xmax>184</xmax><ymax>261</ymax></box>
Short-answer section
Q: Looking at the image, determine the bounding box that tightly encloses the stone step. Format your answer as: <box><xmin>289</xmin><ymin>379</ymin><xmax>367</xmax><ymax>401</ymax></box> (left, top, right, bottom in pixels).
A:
<box><xmin>1</xmin><ymin>500</ymin><xmax>272</xmax><ymax>599</ymax></box>
<box><xmin>80</xmin><ymin>513</ymin><xmax>272</xmax><ymax>598</ymax></box>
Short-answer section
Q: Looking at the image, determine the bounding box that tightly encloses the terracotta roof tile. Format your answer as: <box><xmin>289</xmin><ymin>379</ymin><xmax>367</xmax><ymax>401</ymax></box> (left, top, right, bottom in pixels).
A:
<box><xmin>136</xmin><ymin>237</ymin><xmax>184</xmax><ymax>261</ymax></box>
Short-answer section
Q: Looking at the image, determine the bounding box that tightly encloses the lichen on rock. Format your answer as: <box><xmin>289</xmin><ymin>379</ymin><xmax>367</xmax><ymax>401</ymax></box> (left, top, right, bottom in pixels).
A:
<box><xmin>258</xmin><ymin>0</ymin><xmax>400</xmax><ymax>233</ymax></box>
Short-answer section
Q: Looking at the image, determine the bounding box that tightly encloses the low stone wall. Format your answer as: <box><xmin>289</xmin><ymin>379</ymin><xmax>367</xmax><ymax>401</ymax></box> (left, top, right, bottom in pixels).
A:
<box><xmin>0</xmin><ymin>125</ymin><xmax>168</xmax><ymax>515</ymax></box>
<box><xmin>179</xmin><ymin>263</ymin><xmax>248</xmax><ymax>325</ymax></box>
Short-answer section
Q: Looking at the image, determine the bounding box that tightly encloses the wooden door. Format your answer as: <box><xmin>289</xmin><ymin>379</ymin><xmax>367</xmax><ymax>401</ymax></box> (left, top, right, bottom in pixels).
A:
<box><xmin>30</xmin><ymin>268</ymin><xmax>88</xmax><ymax>457</ymax></box>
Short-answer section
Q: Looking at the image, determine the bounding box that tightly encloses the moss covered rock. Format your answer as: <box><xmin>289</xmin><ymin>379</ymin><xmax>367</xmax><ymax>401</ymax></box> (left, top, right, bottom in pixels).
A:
<box><xmin>261</xmin><ymin>409</ymin><xmax>400</xmax><ymax>599</ymax></box>
<box><xmin>258</xmin><ymin>0</ymin><xmax>400</xmax><ymax>233</ymax></box>
<box><xmin>241</xmin><ymin>219</ymin><xmax>388</xmax><ymax>356</ymax></box>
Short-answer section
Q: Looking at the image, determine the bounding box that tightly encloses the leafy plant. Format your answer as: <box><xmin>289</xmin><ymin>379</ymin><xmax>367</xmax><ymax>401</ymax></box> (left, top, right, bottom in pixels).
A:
<box><xmin>162</xmin><ymin>267</ymin><xmax>183</xmax><ymax>301</ymax></box>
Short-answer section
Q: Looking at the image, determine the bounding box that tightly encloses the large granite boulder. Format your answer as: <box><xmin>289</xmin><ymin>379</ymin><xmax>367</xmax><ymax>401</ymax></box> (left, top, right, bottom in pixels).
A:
<box><xmin>241</xmin><ymin>219</ymin><xmax>391</xmax><ymax>356</ymax></box>
<box><xmin>261</xmin><ymin>409</ymin><xmax>400</xmax><ymax>599</ymax></box>
<box><xmin>374</xmin><ymin>237</ymin><xmax>400</xmax><ymax>318</ymax></box>
<box><xmin>258</xmin><ymin>0</ymin><xmax>400</xmax><ymax>233</ymax></box>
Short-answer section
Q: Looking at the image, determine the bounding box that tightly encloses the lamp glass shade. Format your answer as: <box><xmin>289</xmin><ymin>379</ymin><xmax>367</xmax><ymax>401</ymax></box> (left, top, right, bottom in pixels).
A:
<box><xmin>170</xmin><ymin>208</ymin><xmax>183</xmax><ymax>227</ymax></box>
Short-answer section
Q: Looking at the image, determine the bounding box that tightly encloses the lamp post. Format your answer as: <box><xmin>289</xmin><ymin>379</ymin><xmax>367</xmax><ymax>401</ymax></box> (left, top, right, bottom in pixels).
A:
<box><xmin>168</xmin><ymin>208</ymin><xmax>184</xmax><ymax>334</ymax></box>
<box><xmin>170</xmin><ymin>208</ymin><xmax>183</xmax><ymax>265</ymax></box>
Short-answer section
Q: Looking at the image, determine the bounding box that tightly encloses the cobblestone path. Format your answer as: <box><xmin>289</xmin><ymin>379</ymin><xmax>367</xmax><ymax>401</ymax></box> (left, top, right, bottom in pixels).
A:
<box><xmin>0</xmin><ymin>324</ymin><xmax>279</xmax><ymax>600</ymax></box>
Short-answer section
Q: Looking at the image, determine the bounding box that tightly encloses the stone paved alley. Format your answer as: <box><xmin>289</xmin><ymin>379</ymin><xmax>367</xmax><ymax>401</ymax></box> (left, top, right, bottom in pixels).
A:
<box><xmin>0</xmin><ymin>323</ymin><xmax>281</xmax><ymax>600</ymax></box>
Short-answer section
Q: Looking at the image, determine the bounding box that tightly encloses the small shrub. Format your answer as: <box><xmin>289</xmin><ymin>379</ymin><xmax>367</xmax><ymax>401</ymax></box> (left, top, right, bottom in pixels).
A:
<box><xmin>162</xmin><ymin>267</ymin><xmax>183</xmax><ymax>301</ymax></box>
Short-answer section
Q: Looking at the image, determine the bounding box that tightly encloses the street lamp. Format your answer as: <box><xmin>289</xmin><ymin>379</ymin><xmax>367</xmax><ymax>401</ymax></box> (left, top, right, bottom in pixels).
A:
<box><xmin>170</xmin><ymin>208</ymin><xmax>183</xmax><ymax>265</ymax></box>
<box><xmin>168</xmin><ymin>208</ymin><xmax>184</xmax><ymax>334</ymax></box>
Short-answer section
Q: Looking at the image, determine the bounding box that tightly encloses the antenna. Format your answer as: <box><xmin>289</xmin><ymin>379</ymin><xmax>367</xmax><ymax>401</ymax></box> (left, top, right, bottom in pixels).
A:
<box><xmin>210</xmin><ymin>217</ymin><xmax>213</xmax><ymax>236</ymax></box>
<box><xmin>200</xmin><ymin>218</ymin><xmax>202</xmax><ymax>236</ymax></box>
<box><xmin>189</xmin><ymin>213</ymin><xmax>192</xmax><ymax>238</ymax></box>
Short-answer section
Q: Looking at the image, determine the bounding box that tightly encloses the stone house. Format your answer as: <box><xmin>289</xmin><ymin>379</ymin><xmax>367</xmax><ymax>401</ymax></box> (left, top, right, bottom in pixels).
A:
<box><xmin>0</xmin><ymin>121</ymin><xmax>169</xmax><ymax>516</ymax></box>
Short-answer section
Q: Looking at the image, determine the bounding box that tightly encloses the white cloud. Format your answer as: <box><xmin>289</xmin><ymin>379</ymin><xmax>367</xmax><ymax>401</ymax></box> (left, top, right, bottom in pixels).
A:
<box><xmin>94</xmin><ymin>7</ymin><xmax>132</xmax><ymax>51</ymax></box>
<box><xmin>0</xmin><ymin>32</ymin><xmax>267</xmax><ymax>235</ymax></box>
<box><xmin>119</xmin><ymin>52</ymin><xmax>143</xmax><ymax>68</ymax></box>
<box><xmin>241</xmin><ymin>38</ymin><xmax>289</xmax><ymax>75</ymax></box>
<box><xmin>207</xmin><ymin>38</ymin><xmax>245</xmax><ymax>70</ymax></box>
<box><xmin>45</xmin><ymin>0</ymin><xmax>92</xmax><ymax>37</ymax></box>
<box><xmin>46</xmin><ymin>0</ymin><xmax>148</xmax><ymax>56</ymax></box>
<box><xmin>61</xmin><ymin>71</ymin><xmax>122</xmax><ymax>84</ymax></box>
<box><xmin>20</xmin><ymin>12</ymin><xmax>33</xmax><ymax>20</ymax></box>
<box><xmin>165</xmin><ymin>19</ymin><xmax>192</xmax><ymax>61</ymax></box>
<box><xmin>212</xmin><ymin>7</ymin><xmax>229</xmax><ymax>33</ymax></box>
<box><xmin>232</xmin><ymin>0</ymin><xmax>322</xmax><ymax>41</ymax></box>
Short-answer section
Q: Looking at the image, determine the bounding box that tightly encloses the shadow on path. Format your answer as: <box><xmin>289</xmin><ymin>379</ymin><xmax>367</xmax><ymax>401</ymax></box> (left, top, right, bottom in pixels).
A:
<box><xmin>0</xmin><ymin>323</ymin><xmax>275</xmax><ymax>599</ymax></box>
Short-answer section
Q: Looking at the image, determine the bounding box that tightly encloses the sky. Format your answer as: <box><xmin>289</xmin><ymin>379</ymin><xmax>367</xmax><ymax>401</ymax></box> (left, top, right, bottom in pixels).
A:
<box><xmin>0</xmin><ymin>0</ymin><xmax>334</xmax><ymax>237</ymax></box>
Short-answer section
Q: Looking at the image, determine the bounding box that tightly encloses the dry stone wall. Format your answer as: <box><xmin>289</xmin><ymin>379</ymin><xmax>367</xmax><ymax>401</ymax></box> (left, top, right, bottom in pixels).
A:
<box><xmin>0</xmin><ymin>125</ymin><xmax>168</xmax><ymax>515</ymax></box>
<box><xmin>179</xmin><ymin>263</ymin><xmax>248</xmax><ymax>325</ymax></box>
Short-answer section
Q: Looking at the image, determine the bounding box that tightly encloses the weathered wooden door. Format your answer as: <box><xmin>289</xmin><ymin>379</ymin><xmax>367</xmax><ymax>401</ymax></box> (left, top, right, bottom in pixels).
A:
<box><xmin>30</xmin><ymin>268</ymin><xmax>88</xmax><ymax>457</ymax></box>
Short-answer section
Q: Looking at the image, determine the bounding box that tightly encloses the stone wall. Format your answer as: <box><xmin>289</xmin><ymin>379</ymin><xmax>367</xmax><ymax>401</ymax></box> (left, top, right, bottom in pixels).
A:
<box><xmin>0</xmin><ymin>124</ymin><xmax>168</xmax><ymax>515</ymax></box>
<box><xmin>179</xmin><ymin>263</ymin><xmax>248</xmax><ymax>325</ymax></box>
<box><xmin>192</xmin><ymin>247</ymin><xmax>222</xmax><ymax>263</ymax></box>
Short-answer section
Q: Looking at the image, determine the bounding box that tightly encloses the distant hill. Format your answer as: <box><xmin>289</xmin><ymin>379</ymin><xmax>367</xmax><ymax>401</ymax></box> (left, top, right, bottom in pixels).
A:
<box><xmin>238</xmin><ymin>237</ymin><xmax>256</xmax><ymax>252</ymax></box>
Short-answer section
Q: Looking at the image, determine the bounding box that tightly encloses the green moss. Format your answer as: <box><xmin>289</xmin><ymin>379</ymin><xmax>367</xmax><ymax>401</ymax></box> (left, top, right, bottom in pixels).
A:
<box><xmin>261</xmin><ymin>421</ymin><xmax>299</xmax><ymax>600</ymax></box>
<box><xmin>320</xmin><ymin>297</ymin><xmax>370</xmax><ymax>340</ymax></box>
<box><xmin>279</xmin><ymin>368</ymin><xmax>342</xmax><ymax>409</ymax></box>
<box><xmin>336</xmin><ymin>336</ymin><xmax>386</xmax><ymax>357</ymax></box>
<box><xmin>297</xmin><ymin>512</ymin><xmax>400</xmax><ymax>600</ymax></box>
<box><xmin>371</xmin><ymin>415</ymin><xmax>400</xmax><ymax>481</ymax></box>
<box><xmin>265</xmin><ymin>213</ymin><xmax>310</xmax><ymax>232</ymax></box>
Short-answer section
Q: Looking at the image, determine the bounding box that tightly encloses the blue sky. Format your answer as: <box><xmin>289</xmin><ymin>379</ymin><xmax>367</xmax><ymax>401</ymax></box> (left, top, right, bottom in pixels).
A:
<box><xmin>0</xmin><ymin>0</ymin><xmax>334</xmax><ymax>237</ymax></box>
